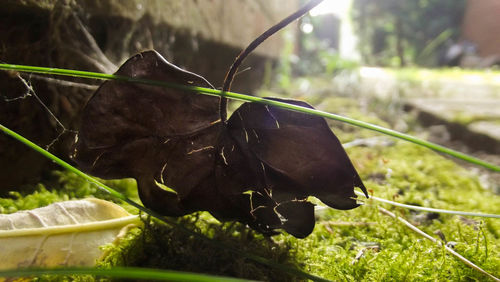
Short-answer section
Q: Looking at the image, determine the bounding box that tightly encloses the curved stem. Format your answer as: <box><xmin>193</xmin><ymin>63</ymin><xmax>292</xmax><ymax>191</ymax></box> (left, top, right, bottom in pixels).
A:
<box><xmin>220</xmin><ymin>0</ymin><xmax>324</xmax><ymax>122</ymax></box>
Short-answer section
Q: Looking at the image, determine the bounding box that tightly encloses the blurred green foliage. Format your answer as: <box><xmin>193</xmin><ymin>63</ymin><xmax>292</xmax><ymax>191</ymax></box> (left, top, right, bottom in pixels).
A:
<box><xmin>352</xmin><ymin>0</ymin><xmax>466</xmax><ymax>67</ymax></box>
<box><xmin>275</xmin><ymin>18</ymin><xmax>358</xmax><ymax>88</ymax></box>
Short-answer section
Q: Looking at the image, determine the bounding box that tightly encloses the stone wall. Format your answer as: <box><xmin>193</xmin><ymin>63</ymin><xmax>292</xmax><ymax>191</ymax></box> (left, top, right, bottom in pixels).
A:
<box><xmin>0</xmin><ymin>0</ymin><xmax>298</xmax><ymax>191</ymax></box>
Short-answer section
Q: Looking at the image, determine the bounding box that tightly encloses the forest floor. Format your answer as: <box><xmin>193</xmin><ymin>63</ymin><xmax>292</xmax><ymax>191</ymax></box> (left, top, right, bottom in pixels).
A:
<box><xmin>0</xmin><ymin>67</ymin><xmax>499</xmax><ymax>281</ymax></box>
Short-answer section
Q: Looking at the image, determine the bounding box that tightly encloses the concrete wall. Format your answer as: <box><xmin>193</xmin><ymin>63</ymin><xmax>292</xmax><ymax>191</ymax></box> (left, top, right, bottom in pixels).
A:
<box><xmin>0</xmin><ymin>0</ymin><xmax>299</xmax><ymax>191</ymax></box>
<box><xmin>78</xmin><ymin>0</ymin><xmax>292</xmax><ymax>58</ymax></box>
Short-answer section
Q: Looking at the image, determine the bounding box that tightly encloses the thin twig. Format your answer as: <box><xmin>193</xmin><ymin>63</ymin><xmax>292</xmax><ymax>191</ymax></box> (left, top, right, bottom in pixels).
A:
<box><xmin>378</xmin><ymin>207</ymin><xmax>499</xmax><ymax>281</ymax></box>
<box><xmin>355</xmin><ymin>191</ymin><xmax>500</xmax><ymax>219</ymax></box>
<box><xmin>2</xmin><ymin>73</ymin><xmax>33</xmax><ymax>102</ymax></box>
<box><xmin>18</xmin><ymin>74</ymin><xmax>65</xmax><ymax>130</ymax></box>
<box><xmin>3</xmin><ymin>74</ymin><xmax>78</xmax><ymax>151</ymax></box>
<box><xmin>220</xmin><ymin>0</ymin><xmax>324</xmax><ymax>122</ymax></box>
<box><xmin>351</xmin><ymin>245</ymin><xmax>380</xmax><ymax>265</ymax></box>
<box><xmin>342</xmin><ymin>136</ymin><xmax>394</xmax><ymax>149</ymax></box>
<box><xmin>15</xmin><ymin>74</ymin><xmax>73</xmax><ymax>150</ymax></box>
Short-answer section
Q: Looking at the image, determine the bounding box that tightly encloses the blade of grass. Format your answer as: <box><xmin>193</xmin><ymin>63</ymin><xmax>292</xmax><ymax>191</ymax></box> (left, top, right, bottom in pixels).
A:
<box><xmin>354</xmin><ymin>191</ymin><xmax>500</xmax><ymax>219</ymax></box>
<box><xmin>0</xmin><ymin>123</ymin><xmax>331</xmax><ymax>282</ymax></box>
<box><xmin>378</xmin><ymin>207</ymin><xmax>499</xmax><ymax>281</ymax></box>
<box><xmin>0</xmin><ymin>267</ymin><xmax>254</xmax><ymax>282</ymax></box>
<box><xmin>0</xmin><ymin>63</ymin><xmax>497</xmax><ymax>172</ymax></box>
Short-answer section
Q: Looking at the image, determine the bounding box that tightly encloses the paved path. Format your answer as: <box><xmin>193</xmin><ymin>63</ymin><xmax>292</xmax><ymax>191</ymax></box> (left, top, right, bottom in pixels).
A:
<box><xmin>358</xmin><ymin>67</ymin><xmax>500</xmax><ymax>154</ymax></box>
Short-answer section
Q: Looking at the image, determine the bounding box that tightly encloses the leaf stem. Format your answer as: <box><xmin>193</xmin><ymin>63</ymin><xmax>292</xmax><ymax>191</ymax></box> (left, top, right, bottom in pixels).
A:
<box><xmin>220</xmin><ymin>0</ymin><xmax>324</xmax><ymax>122</ymax></box>
<box><xmin>0</xmin><ymin>63</ymin><xmax>498</xmax><ymax>172</ymax></box>
<box><xmin>378</xmin><ymin>207</ymin><xmax>499</xmax><ymax>281</ymax></box>
<box><xmin>355</xmin><ymin>191</ymin><xmax>500</xmax><ymax>218</ymax></box>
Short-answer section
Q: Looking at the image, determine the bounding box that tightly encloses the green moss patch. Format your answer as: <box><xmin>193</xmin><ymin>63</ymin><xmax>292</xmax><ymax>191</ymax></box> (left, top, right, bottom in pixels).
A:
<box><xmin>1</xmin><ymin>76</ymin><xmax>498</xmax><ymax>280</ymax></box>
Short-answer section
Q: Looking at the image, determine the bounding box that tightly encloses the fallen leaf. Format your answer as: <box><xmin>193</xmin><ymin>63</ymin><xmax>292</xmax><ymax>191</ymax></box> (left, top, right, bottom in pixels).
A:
<box><xmin>73</xmin><ymin>50</ymin><xmax>368</xmax><ymax>238</ymax></box>
<box><xmin>0</xmin><ymin>198</ymin><xmax>140</xmax><ymax>270</ymax></box>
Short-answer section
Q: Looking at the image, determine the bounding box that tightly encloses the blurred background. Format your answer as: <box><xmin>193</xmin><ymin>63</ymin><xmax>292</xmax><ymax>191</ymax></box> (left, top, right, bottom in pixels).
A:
<box><xmin>0</xmin><ymin>0</ymin><xmax>499</xmax><ymax>192</ymax></box>
<box><xmin>301</xmin><ymin>0</ymin><xmax>499</xmax><ymax>68</ymax></box>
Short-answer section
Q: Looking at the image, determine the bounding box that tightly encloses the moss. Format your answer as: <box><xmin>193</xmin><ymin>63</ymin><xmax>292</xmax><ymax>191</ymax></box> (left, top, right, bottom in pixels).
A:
<box><xmin>0</xmin><ymin>170</ymin><xmax>138</xmax><ymax>214</ymax></box>
<box><xmin>3</xmin><ymin>145</ymin><xmax>498</xmax><ymax>280</ymax></box>
<box><xmin>98</xmin><ymin>215</ymin><xmax>301</xmax><ymax>281</ymax></box>
<box><xmin>96</xmin><ymin>117</ymin><xmax>499</xmax><ymax>280</ymax></box>
<box><xmin>2</xmin><ymin>74</ymin><xmax>499</xmax><ymax>281</ymax></box>
<box><xmin>0</xmin><ymin>185</ymin><xmax>64</xmax><ymax>214</ymax></box>
<box><xmin>267</xmin><ymin>138</ymin><xmax>498</xmax><ymax>281</ymax></box>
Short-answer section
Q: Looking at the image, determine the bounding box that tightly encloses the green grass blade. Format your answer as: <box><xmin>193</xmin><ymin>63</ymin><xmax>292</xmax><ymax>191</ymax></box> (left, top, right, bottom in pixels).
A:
<box><xmin>0</xmin><ymin>63</ymin><xmax>497</xmax><ymax>171</ymax></box>
<box><xmin>0</xmin><ymin>123</ymin><xmax>330</xmax><ymax>282</ymax></box>
<box><xmin>377</xmin><ymin>207</ymin><xmax>500</xmax><ymax>282</ymax></box>
<box><xmin>0</xmin><ymin>124</ymin><xmax>135</xmax><ymax>207</ymax></box>
<box><xmin>0</xmin><ymin>267</ymin><xmax>254</xmax><ymax>282</ymax></box>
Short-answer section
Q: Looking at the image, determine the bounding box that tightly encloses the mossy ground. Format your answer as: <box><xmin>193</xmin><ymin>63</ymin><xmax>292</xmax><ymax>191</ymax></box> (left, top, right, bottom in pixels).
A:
<box><xmin>1</xmin><ymin>73</ymin><xmax>498</xmax><ymax>281</ymax></box>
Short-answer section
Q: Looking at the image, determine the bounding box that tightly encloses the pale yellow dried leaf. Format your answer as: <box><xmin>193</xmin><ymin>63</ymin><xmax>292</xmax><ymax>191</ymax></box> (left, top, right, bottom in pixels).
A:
<box><xmin>0</xmin><ymin>198</ymin><xmax>140</xmax><ymax>270</ymax></box>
